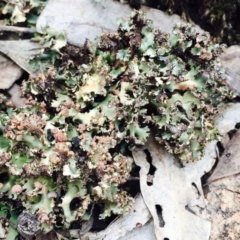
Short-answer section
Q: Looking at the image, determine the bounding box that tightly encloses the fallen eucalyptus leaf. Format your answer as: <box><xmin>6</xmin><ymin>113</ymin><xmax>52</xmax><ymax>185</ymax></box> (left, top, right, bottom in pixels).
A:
<box><xmin>220</xmin><ymin>45</ymin><xmax>240</xmax><ymax>96</ymax></box>
<box><xmin>0</xmin><ymin>40</ymin><xmax>42</xmax><ymax>77</ymax></box>
<box><xmin>222</xmin><ymin>67</ymin><xmax>240</xmax><ymax>96</ymax></box>
<box><xmin>207</xmin><ymin>103</ymin><xmax>240</xmax><ymax>183</ymax></box>
<box><xmin>203</xmin><ymin>102</ymin><xmax>240</xmax><ymax>239</ymax></box>
<box><xmin>132</xmin><ymin>135</ymin><xmax>214</xmax><ymax>240</ymax></box>
<box><xmin>118</xmin><ymin>220</ymin><xmax>156</xmax><ymax>240</ymax></box>
<box><xmin>208</xmin><ymin>129</ymin><xmax>240</xmax><ymax>183</ymax></box>
<box><xmin>80</xmin><ymin>194</ymin><xmax>151</xmax><ymax>240</ymax></box>
<box><xmin>215</xmin><ymin>103</ymin><xmax>240</xmax><ymax>136</ymax></box>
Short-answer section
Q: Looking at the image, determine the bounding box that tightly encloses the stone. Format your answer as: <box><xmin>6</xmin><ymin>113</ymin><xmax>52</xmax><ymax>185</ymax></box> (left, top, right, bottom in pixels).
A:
<box><xmin>37</xmin><ymin>0</ymin><xmax>203</xmax><ymax>47</ymax></box>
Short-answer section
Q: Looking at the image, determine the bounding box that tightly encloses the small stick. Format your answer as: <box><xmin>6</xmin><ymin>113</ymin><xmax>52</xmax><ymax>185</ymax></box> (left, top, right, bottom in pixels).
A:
<box><xmin>128</xmin><ymin>176</ymin><xmax>140</xmax><ymax>181</ymax></box>
<box><xmin>0</xmin><ymin>25</ymin><xmax>37</xmax><ymax>33</ymax></box>
<box><xmin>0</xmin><ymin>214</ymin><xmax>17</xmax><ymax>230</ymax></box>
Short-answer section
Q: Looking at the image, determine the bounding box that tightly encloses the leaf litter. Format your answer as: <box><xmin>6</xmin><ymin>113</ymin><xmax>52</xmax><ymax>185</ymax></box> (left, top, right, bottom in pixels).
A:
<box><xmin>1</xmin><ymin>1</ymin><xmax>240</xmax><ymax>240</ymax></box>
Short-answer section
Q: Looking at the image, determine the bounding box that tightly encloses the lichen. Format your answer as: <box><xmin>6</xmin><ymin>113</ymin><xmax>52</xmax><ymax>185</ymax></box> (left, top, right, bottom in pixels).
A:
<box><xmin>0</xmin><ymin>0</ymin><xmax>48</xmax><ymax>27</ymax></box>
<box><xmin>0</xmin><ymin>11</ymin><xmax>235</xmax><ymax>234</ymax></box>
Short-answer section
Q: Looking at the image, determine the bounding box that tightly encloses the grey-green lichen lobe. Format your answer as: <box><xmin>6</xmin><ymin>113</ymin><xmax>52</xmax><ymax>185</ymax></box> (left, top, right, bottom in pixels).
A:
<box><xmin>0</xmin><ymin>0</ymin><xmax>47</xmax><ymax>26</ymax></box>
<box><xmin>0</xmin><ymin>11</ymin><xmax>235</xmax><ymax>233</ymax></box>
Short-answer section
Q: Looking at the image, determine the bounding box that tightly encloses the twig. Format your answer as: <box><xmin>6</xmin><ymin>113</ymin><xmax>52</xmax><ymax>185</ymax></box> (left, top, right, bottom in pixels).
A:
<box><xmin>0</xmin><ymin>214</ymin><xmax>17</xmax><ymax>230</ymax></box>
<box><xmin>0</xmin><ymin>25</ymin><xmax>37</xmax><ymax>33</ymax></box>
<box><xmin>128</xmin><ymin>176</ymin><xmax>140</xmax><ymax>181</ymax></box>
